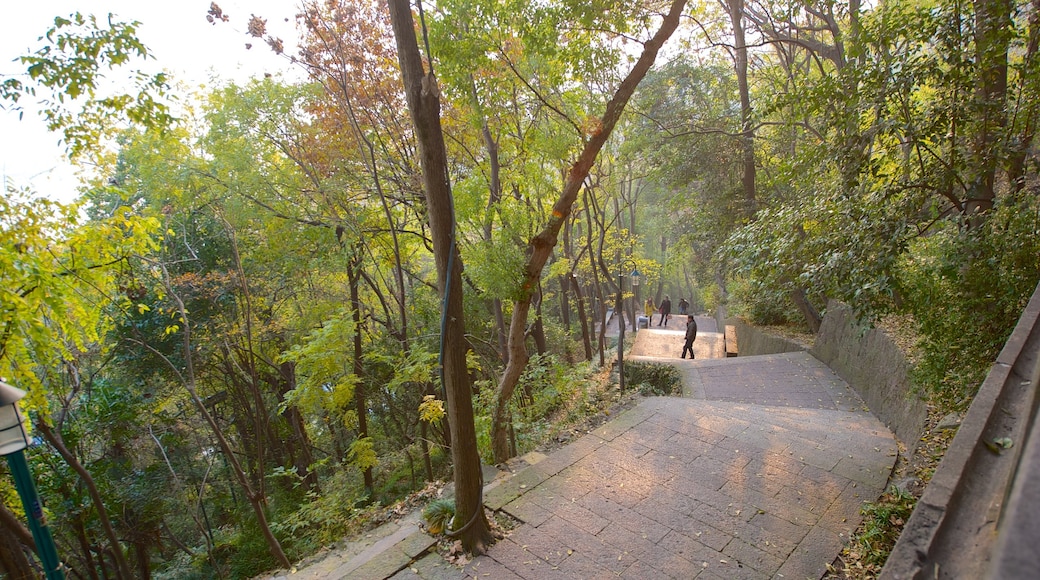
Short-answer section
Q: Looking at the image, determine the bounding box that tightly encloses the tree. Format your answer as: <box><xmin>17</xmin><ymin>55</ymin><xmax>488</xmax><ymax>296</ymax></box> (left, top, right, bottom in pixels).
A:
<box><xmin>386</xmin><ymin>0</ymin><xmax>494</xmax><ymax>554</ymax></box>
<box><xmin>490</xmin><ymin>0</ymin><xmax>689</xmax><ymax>463</ymax></box>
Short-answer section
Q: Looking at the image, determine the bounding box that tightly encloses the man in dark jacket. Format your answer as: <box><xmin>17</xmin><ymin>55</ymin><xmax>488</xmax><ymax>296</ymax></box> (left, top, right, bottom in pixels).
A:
<box><xmin>681</xmin><ymin>315</ymin><xmax>697</xmax><ymax>358</ymax></box>
<box><xmin>658</xmin><ymin>296</ymin><xmax>671</xmax><ymax>326</ymax></box>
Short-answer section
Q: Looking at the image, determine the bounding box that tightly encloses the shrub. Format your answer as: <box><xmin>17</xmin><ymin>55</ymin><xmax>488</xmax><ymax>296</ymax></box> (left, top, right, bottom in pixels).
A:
<box><xmin>624</xmin><ymin>361</ymin><xmax>682</xmax><ymax>396</ymax></box>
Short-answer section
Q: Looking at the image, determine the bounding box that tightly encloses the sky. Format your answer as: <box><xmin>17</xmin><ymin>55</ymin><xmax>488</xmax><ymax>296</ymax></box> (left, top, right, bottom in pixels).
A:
<box><xmin>1</xmin><ymin>1</ymin><xmax>302</xmax><ymax>202</ymax></box>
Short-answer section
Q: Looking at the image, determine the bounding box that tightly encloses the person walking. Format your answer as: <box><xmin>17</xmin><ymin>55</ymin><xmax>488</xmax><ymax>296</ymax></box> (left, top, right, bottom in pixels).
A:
<box><xmin>658</xmin><ymin>296</ymin><xmax>671</xmax><ymax>326</ymax></box>
<box><xmin>645</xmin><ymin>297</ymin><xmax>656</xmax><ymax>319</ymax></box>
<box><xmin>681</xmin><ymin>314</ymin><xmax>698</xmax><ymax>358</ymax></box>
<box><xmin>678</xmin><ymin>298</ymin><xmax>689</xmax><ymax>315</ymax></box>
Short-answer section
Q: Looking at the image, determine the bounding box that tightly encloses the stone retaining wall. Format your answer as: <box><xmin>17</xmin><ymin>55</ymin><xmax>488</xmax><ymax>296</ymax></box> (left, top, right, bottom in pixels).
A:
<box><xmin>811</xmin><ymin>301</ymin><xmax>927</xmax><ymax>453</ymax></box>
<box><xmin>724</xmin><ymin>317</ymin><xmax>806</xmax><ymax>356</ymax></box>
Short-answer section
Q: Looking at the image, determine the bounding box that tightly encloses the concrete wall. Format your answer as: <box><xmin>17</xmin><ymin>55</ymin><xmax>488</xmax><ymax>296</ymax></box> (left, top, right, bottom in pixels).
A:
<box><xmin>810</xmin><ymin>301</ymin><xmax>927</xmax><ymax>452</ymax></box>
<box><xmin>882</xmin><ymin>282</ymin><xmax>1040</xmax><ymax>579</ymax></box>
<box><xmin>726</xmin><ymin>317</ymin><xmax>806</xmax><ymax>356</ymax></box>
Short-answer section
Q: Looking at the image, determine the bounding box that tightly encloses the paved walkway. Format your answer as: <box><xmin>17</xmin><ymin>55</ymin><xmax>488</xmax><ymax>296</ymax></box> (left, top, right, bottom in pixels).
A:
<box><xmin>299</xmin><ymin>320</ymin><xmax>898</xmax><ymax>579</ymax></box>
<box><xmin>455</xmin><ymin>354</ymin><xmax>895</xmax><ymax>579</ymax></box>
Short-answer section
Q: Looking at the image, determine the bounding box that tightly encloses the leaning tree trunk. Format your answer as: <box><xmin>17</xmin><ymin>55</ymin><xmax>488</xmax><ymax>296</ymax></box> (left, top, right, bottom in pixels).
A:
<box><xmin>490</xmin><ymin>0</ymin><xmax>689</xmax><ymax>463</ymax></box>
<box><xmin>36</xmin><ymin>422</ymin><xmax>134</xmax><ymax>580</ymax></box>
<box><xmin>387</xmin><ymin>0</ymin><xmax>493</xmax><ymax>554</ymax></box>
<box><xmin>0</xmin><ymin>503</ymin><xmax>34</xmax><ymax>580</ymax></box>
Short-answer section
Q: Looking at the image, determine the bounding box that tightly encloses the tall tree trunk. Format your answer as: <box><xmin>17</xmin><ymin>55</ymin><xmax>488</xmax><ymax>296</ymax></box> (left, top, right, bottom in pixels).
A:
<box><xmin>571</xmin><ymin>274</ymin><xmax>593</xmax><ymax>361</ymax></box>
<box><xmin>472</xmin><ymin>76</ymin><xmax>510</xmax><ymax>363</ymax></box>
<box><xmin>491</xmin><ymin>0</ymin><xmax>688</xmax><ymax>463</ymax></box>
<box><xmin>1008</xmin><ymin>0</ymin><xmax>1040</xmax><ymax>193</ymax></box>
<box><xmin>656</xmin><ymin>236</ymin><xmax>668</xmax><ymax>303</ymax></box>
<box><xmin>387</xmin><ymin>0</ymin><xmax>493</xmax><ymax>554</ymax></box>
<box><xmin>967</xmin><ymin>0</ymin><xmax>1013</xmax><ymax>218</ymax></box>
<box><xmin>36</xmin><ymin>422</ymin><xmax>134</xmax><ymax>580</ymax></box>
<box><xmin>347</xmin><ymin>251</ymin><xmax>375</xmax><ymax>496</ymax></box>
<box><xmin>0</xmin><ymin>502</ymin><xmax>34</xmax><ymax>552</ymax></box>
<box><xmin>582</xmin><ymin>187</ymin><xmax>607</xmax><ymax>365</ymax></box>
<box><xmin>277</xmin><ymin>362</ymin><xmax>317</xmax><ymax>491</ymax></box>
<box><xmin>791</xmin><ymin>287</ymin><xmax>822</xmax><ymax>333</ymax></box>
<box><xmin>729</xmin><ymin>0</ymin><xmax>757</xmax><ymax>218</ymax></box>
<box><xmin>73</xmin><ymin>513</ymin><xmax>102</xmax><ymax>580</ymax></box>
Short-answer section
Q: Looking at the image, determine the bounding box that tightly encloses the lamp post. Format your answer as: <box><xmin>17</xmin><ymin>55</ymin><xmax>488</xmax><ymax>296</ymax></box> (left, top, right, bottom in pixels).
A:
<box><xmin>0</xmin><ymin>381</ymin><xmax>65</xmax><ymax>580</ymax></box>
<box><xmin>616</xmin><ymin>263</ymin><xmax>641</xmax><ymax>396</ymax></box>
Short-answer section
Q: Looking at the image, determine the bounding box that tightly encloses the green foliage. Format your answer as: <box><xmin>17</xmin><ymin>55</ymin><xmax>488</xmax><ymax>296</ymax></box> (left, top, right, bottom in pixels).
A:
<box><xmin>0</xmin><ymin>12</ymin><xmax>173</xmax><ymax>160</ymax></box>
<box><xmin>279</xmin><ymin>311</ymin><xmax>359</xmax><ymax>421</ymax></box>
<box><xmin>419</xmin><ymin>394</ymin><xmax>446</xmax><ymax>424</ymax></box>
<box><xmin>422</xmin><ymin>498</ymin><xmax>456</xmax><ymax>535</ymax></box>
<box><xmin>348</xmin><ymin>437</ymin><xmax>379</xmax><ymax>471</ymax></box>
<box><xmin>852</xmin><ymin>487</ymin><xmax>916</xmax><ymax>571</ymax></box>
<box><xmin>625</xmin><ymin>361</ymin><xmax>681</xmax><ymax>396</ymax></box>
<box><xmin>901</xmin><ymin>192</ymin><xmax>1040</xmax><ymax>408</ymax></box>
<box><xmin>0</xmin><ymin>186</ymin><xmax>159</xmax><ymax>415</ymax></box>
<box><xmin>269</xmin><ymin>468</ymin><xmax>367</xmax><ymax>555</ymax></box>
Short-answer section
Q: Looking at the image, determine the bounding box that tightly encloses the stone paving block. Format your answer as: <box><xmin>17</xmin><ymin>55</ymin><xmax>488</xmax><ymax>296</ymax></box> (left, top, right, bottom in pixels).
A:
<box><xmin>485</xmin><ymin>538</ymin><xmax>569</xmax><ymax>578</ymax></box>
<box><xmin>407</xmin><ymin>552</ymin><xmax>461</xmax><ymax>580</ymax></box>
<box><xmin>772</xmin><ymin>481</ymin><xmax>844</xmax><ymax>515</ymax></box>
<box><xmin>463</xmin><ymin>555</ymin><xmax>524</xmax><ymax>580</ymax></box>
<box><xmin>787</xmin><ymin>443</ymin><xmax>845</xmax><ymax>471</ymax></box>
<box><xmin>576</xmin><ymin>492</ymin><xmax>672</xmax><ymax>543</ymax></box>
<box><xmin>552</xmin><ymin>550</ymin><xmax>621</xmax><ymax>579</ymax></box>
<box><xmin>744</xmin><ymin>488</ymin><xmax>822</xmax><ymax>529</ymax></box>
<box><xmin>483</xmin><ymin>467</ymin><xmax>549</xmax><ymax>510</ymax></box>
<box><xmin>596</xmin><ymin>478</ymin><xmax>654</xmax><ymax>508</ymax></box>
<box><xmin>606</xmin><ymin>433</ymin><xmax>652</xmax><ymax>458</ymax></box>
<box><xmin>620</xmin><ymin>559</ymin><xmax>675</xmax><ymax>579</ymax></box>
<box><xmin>667</xmin><ymin>462</ymin><xmax>730</xmax><ymax>493</ymax></box>
<box><xmin>798</xmin><ymin>461</ymin><xmax>855</xmax><ymax>488</ymax></box>
<box><xmin>722</xmin><ymin>535</ymin><xmax>784</xmax><ymax>576</ymax></box>
<box><xmin>387</xmin><ymin>566</ymin><xmax>422</xmax><ymax>579</ymax></box>
<box><xmin>815</xmin><ymin>480</ymin><xmax>875</xmax><ymax>537</ymax></box>
<box><xmin>658</xmin><ymin>529</ymin><xmax>721</xmax><ymax>566</ymax></box>
<box><xmin>639</xmin><ymin>544</ymin><xmax>706</xmax><ymax>578</ymax></box>
<box><xmin>549</xmin><ymin>499</ymin><xmax>611</xmax><ymax>534</ymax></box>
<box><xmin>395</xmin><ymin>530</ymin><xmax>437</xmax><ymax>559</ymax></box>
<box><xmin>778</xmin><ymin>524</ymin><xmax>846</xmax><ymax>580</ymax></box>
<box><xmin>666</xmin><ymin>431</ymin><xmax>717</xmax><ymax>459</ymax></box>
<box><xmin>596</xmin><ymin>521</ymin><xmax>661</xmax><ymax>562</ymax></box>
<box><xmin>515</xmin><ymin>476</ymin><xmax>582</xmax><ymax>508</ymax></box>
<box><xmin>501</xmin><ymin>496</ymin><xmax>552</xmax><ymax>527</ymax></box>
<box><xmin>342</xmin><ymin>545</ymin><xmax>411</xmax><ymax>580</ymax></box>
<box><xmin>627</xmin><ymin>448</ymin><xmax>688</xmax><ymax>479</ymax></box>
<box><xmin>507</xmin><ymin>523</ymin><xmax>572</xmax><ymax>565</ymax></box>
<box><xmin>672</xmin><ymin>518</ymin><xmax>733</xmax><ymax>552</ymax></box>
<box><xmin>831</xmin><ymin>456</ymin><xmax>893</xmax><ymax>489</ymax></box>
<box><xmin>747</xmin><ymin>511</ymin><xmax>811</xmax><ymax>555</ymax></box>
<box><xmin>592</xmin><ymin>405</ymin><xmax>654</xmax><ymax>440</ymax></box>
<box><xmin>721</xmin><ymin>464</ymin><xmax>789</xmax><ymax>498</ymax></box>
<box><xmin>537</xmin><ymin>515</ymin><xmax>631</xmax><ymax>574</ymax></box>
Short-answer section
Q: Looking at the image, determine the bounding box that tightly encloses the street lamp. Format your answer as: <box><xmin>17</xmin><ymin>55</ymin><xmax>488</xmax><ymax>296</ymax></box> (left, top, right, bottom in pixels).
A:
<box><xmin>617</xmin><ymin>263</ymin><xmax>641</xmax><ymax>396</ymax></box>
<box><xmin>0</xmin><ymin>380</ymin><xmax>65</xmax><ymax>580</ymax></box>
